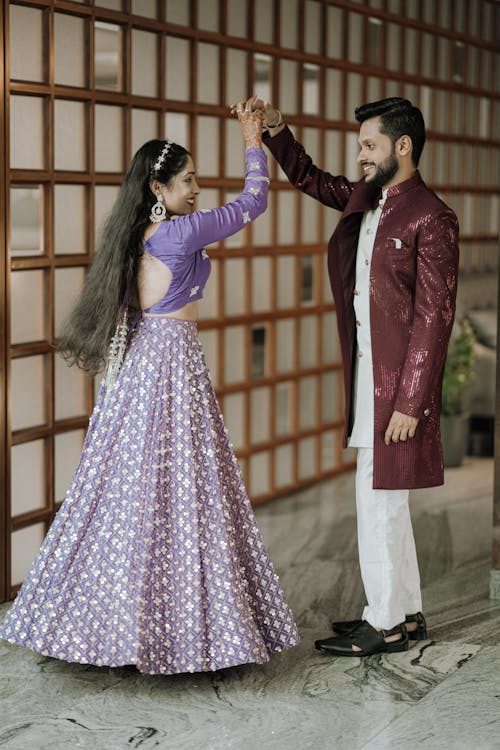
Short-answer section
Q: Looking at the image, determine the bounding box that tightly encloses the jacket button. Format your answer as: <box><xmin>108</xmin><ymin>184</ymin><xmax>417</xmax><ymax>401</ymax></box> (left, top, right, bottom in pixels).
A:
<box><xmin>353</xmin><ymin>289</ymin><xmax>360</xmax><ymax>296</ymax></box>
<box><xmin>356</xmin><ymin>320</ymin><xmax>361</xmax><ymax>326</ymax></box>
<box><xmin>423</xmin><ymin>408</ymin><xmax>430</xmax><ymax>416</ymax></box>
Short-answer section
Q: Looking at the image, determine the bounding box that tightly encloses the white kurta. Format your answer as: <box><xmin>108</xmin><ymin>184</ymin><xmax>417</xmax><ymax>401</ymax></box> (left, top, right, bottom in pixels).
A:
<box><xmin>348</xmin><ymin>191</ymin><xmax>387</xmax><ymax>448</ymax></box>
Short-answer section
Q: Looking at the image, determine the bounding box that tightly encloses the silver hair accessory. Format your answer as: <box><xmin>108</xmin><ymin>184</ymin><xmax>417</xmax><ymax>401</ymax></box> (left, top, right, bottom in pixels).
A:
<box><xmin>153</xmin><ymin>140</ymin><xmax>172</xmax><ymax>173</ymax></box>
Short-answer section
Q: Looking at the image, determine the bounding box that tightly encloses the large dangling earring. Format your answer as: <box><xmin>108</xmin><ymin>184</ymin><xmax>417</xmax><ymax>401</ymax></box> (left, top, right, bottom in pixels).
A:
<box><xmin>149</xmin><ymin>193</ymin><xmax>167</xmax><ymax>223</ymax></box>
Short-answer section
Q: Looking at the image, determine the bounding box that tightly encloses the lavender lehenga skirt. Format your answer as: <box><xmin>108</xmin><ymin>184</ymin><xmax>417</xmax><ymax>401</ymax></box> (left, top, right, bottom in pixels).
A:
<box><xmin>0</xmin><ymin>318</ymin><xmax>299</xmax><ymax>674</ymax></box>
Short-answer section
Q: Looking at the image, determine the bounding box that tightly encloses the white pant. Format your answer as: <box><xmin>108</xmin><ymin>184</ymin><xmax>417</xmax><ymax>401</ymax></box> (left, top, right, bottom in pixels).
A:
<box><xmin>356</xmin><ymin>447</ymin><xmax>422</xmax><ymax>630</ymax></box>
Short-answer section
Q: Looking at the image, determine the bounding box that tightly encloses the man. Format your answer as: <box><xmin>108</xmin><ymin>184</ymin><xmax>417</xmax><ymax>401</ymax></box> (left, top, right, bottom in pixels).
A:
<box><xmin>254</xmin><ymin>97</ymin><xmax>459</xmax><ymax>656</ymax></box>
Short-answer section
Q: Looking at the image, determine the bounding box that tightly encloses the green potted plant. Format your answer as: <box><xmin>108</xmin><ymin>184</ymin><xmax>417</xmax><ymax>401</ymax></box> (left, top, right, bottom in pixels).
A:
<box><xmin>440</xmin><ymin>318</ymin><xmax>476</xmax><ymax>467</ymax></box>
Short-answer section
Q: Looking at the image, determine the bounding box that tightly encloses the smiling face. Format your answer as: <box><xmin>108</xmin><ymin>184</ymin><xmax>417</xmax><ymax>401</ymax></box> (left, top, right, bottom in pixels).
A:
<box><xmin>357</xmin><ymin>117</ymin><xmax>401</xmax><ymax>189</ymax></box>
<box><xmin>153</xmin><ymin>156</ymin><xmax>200</xmax><ymax>217</ymax></box>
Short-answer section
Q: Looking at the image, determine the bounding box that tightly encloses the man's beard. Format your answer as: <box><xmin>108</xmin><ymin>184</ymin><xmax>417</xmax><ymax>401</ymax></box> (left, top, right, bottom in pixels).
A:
<box><xmin>367</xmin><ymin>148</ymin><xmax>399</xmax><ymax>188</ymax></box>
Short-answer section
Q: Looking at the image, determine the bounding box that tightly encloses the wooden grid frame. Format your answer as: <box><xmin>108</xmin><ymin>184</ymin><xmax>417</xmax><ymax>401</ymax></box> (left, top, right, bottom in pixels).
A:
<box><xmin>0</xmin><ymin>0</ymin><xmax>499</xmax><ymax>601</ymax></box>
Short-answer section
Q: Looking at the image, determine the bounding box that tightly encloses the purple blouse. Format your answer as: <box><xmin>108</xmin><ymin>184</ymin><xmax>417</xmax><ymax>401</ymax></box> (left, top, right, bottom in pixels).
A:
<box><xmin>143</xmin><ymin>147</ymin><xmax>269</xmax><ymax>314</ymax></box>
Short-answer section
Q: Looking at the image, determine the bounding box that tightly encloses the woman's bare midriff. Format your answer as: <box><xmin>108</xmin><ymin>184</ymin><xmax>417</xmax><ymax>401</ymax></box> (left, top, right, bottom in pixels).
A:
<box><xmin>142</xmin><ymin>301</ymin><xmax>198</xmax><ymax>321</ymax></box>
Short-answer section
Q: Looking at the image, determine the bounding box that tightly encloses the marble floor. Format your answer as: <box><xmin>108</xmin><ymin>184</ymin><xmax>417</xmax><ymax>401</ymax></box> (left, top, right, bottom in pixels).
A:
<box><xmin>1</xmin><ymin>456</ymin><xmax>499</xmax><ymax>750</ymax></box>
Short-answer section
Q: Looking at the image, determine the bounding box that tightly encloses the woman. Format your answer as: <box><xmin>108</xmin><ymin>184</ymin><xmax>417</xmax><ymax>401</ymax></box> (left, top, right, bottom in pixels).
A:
<box><xmin>0</xmin><ymin>102</ymin><xmax>299</xmax><ymax>675</ymax></box>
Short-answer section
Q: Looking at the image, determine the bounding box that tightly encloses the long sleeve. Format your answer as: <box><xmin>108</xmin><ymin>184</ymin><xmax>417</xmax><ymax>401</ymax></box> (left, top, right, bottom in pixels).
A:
<box><xmin>263</xmin><ymin>126</ymin><xmax>353</xmax><ymax>212</ymax></box>
<box><xmin>393</xmin><ymin>209</ymin><xmax>459</xmax><ymax>418</ymax></box>
<box><xmin>169</xmin><ymin>147</ymin><xmax>269</xmax><ymax>253</ymax></box>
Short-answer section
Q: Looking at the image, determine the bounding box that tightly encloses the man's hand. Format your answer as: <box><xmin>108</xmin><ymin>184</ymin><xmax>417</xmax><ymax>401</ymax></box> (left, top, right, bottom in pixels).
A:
<box><xmin>384</xmin><ymin>411</ymin><xmax>419</xmax><ymax>445</ymax></box>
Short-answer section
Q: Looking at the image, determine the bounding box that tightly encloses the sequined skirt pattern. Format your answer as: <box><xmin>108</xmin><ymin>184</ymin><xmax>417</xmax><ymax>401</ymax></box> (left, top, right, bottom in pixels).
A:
<box><xmin>0</xmin><ymin>318</ymin><xmax>299</xmax><ymax>674</ymax></box>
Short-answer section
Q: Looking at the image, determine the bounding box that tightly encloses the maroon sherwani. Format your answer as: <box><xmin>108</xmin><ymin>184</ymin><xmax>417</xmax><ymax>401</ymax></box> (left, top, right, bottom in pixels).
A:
<box><xmin>264</xmin><ymin>127</ymin><xmax>459</xmax><ymax>490</ymax></box>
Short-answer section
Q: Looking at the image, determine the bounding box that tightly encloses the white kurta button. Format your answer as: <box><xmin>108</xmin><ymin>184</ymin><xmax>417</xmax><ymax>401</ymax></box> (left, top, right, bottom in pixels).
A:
<box><xmin>356</xmin><ymin>320</ymin><xmax>361</xmax><ymax>326</ymax></box>
<box><xmin>353</xmin><ymin>289</ymin><xmax>360</xmax><ymax>295</ymax></box>
<box><xmin>358</xmin><ymin>351</ymin><xmax>364</xmax><ymax>357</ymax></box>
<box><xmin>364</xmin><ymin>259</ymin><xmax>369</xmax><ymax>266</ymax></box>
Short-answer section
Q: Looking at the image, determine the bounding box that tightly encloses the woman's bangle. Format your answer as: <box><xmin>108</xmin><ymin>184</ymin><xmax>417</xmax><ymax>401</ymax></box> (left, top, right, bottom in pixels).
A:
<box><xmin>266</xmin><ymin>110</ymin><xmax>283</xmax><ymax>129</ymax></box>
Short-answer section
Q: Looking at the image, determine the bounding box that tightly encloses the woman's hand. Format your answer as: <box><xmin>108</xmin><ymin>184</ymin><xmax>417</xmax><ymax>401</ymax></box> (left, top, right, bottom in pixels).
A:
<box><xmin>232</xmin><ymin>96</ymin><xmax>264</xmax><ymax>149</ymax></box>
<box><xmin>232</xmin><ymin>97</ymin><xmax>284</xmax><ymax>137</ymax></box>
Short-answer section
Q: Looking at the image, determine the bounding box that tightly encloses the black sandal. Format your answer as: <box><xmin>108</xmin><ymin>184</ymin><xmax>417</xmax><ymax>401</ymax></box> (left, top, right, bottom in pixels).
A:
<box><xmin>316</xmin><ymin>620</ymin><xmax>409</xmax><ymax>657</ymax></box>
<box><xmin>331</xmin><ymin>611</ymin><xmax>427</xmax><ymax>641</ymax></box>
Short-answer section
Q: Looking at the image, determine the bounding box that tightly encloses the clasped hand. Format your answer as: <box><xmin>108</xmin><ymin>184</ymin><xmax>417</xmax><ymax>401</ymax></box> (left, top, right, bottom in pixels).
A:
<box><xmin>384</xmin><ymin>411</ymin><xmax>419</xmax><ymax>445</ymax></box>
<box><xmin>231</xmin><ymin>96</ymin><xmax>264</xmax><ymax>148</ymax></box>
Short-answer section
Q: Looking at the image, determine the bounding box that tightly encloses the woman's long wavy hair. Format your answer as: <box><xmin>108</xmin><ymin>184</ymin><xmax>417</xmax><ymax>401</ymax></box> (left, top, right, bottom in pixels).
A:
<box><xmin>57</xmin><ymin>139</ymin><xmax>191</xmax><ymax>374</ymax></box>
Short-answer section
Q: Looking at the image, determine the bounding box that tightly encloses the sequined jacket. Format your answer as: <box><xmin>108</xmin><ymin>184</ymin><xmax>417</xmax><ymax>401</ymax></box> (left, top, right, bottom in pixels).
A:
<box><xmin>264</xmin><ymin>127</ymin><xmax>459</xmax><ymax>489</ymax></box>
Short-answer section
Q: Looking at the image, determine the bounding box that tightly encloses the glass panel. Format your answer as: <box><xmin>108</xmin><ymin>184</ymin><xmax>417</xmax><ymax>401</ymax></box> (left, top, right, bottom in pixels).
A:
<box><xmin>437</xmin><ymin>37</ymin><xmax>450</xmax><ymax>81</ymax></box>
<box><xmin>10</xmin><ymin>186</ymin><xmax>43</xmax><ymax>257</ymax></box>
<box><xmin>95</xmin><ymin>105</ymin><xmax>123</xmax><ymax>172</ymax></box>
<box><xmin>303</xmin><ymin>64</ymin><xmax>320</xmax><ymax>116</ymax></box>
<box><xmin>225</xmin><ymin>120</ymin><xmax>244</xmax><ymax>179</ymax></box>
<box><xmin>94</xmin><ymin>22</ymin><xmax>122</xmax><ymax>92</ymax></box>
<box><xmin>197</xmin><ymin>43</ymin><xmax>220</xmax><ymax>104</ymax></box>
<box><xmin>11</xmin><ymin>440</ymin><xmax>45</xmax><ymax>516</ymax></box>
<box><xmin>226</xmin><ymin>49</ymin><xmax>247</xmax><ymax>110</ymax></box>
<box><xmin>10</xmin><ymin>5</ymin><xmax>44</xmax><ymax>82</ymax></box>
<box><xmin>367</xmin><ymin>17</ymin><xmax>383</xmax><ymax>67</ymax></box>
<box><xmin>435</xmin><ymin>90</ymin><xmax>450</xmax><ymax>134</ymax></box>
<box><xmin>54</xmin><ymin>99</ymin><xmax>86</xmax><ymax>171</ymax></box>
<box><xmin>304</xmin><ymin>0</ymin><xmax>321</xmax><ymax>54</ymax></box>
<box><xmin>327</xmin><ymin>6</ymin><xmax>343</xmax><ymax>59</ymax></box>
<box><xmin>196</xmin><ymin>116</ymin><xmax>220</xmax><ymax>176</ymax></box>
<box><xmin>54</xmin><ymin>267</ymin><xmax>85</xmax><ymax>335</ymax></box>
<box><xmin>11</xmin><ymin>96</ymin><xmax>44</xmax><ymax>170</ymax></box>
<box><xmin>276</xmin><ymin>319</ymin><xmax>295</xmax><ymax>373</ymax></box>
<box><xmin>198</xmin><ymin>0</ymin><xmax>220</xmax><ymax>31</ymax></box>
<box><xmin>95</xmin><ymin>186</ymin><xmax>119</xmax><ymax>242</ymax></box>
<box><xmin>301</xmin><ymin>193</ymin><xmax>319</xmax><ymax>243</ymax></box>
<box><xmin>324</xmin><ymin>131</ymin><xmax>342</xmax><ymax>176</ymax></box>
<box><xmin>224</xmin><ymin>191</ymin><xmax>244</xmax><ymax>248</ymax></box>
<box><xmin>277</xmin><ymin>192</ymin><xmax>297</xmax><ymax>244</ymax></box>
<box><xmin>11</xmin><ymin>523</ymin><xmax>45</xmax><ymax>586</ymax></box>
<box><xmin>348</xmin><ymin>13</ymin><xmax>363</xmax><ymax>64</ymax></box>
<box><xmin>164</xmin><ymin>112</ymin><xmax>189</xmax><ymax>148</ymax></box>
<box><xmin>300</xmin><ymin>255</ymin><xmax>314</xmax><ymax>304</ymax></box>
<box><xmin>254</xmin><ymin>54</ymin><xmax>272</xmax><ymax>104</ymax></box>
<box><xmin>322</xmin><ymin>371</ymin><xmax>340</xmax><ymax>422</ymax></box>
<box><xmin>55</xmin><ymin>430</ymin><xmax>85</xmax><ymax>503</ymax></box>
<box><xmin>453</xmin><ymin>0</ymin><xmax>466</xmax><ymax>32</ymax></box>
<box><xmin>404</xmin><ymin>28</ymin><xmax>417</xmax><ymax>75</ymax></box>
<box><xmin>298</xmin><ymin>437</ymin><xmax>316</xmax><ymax>479</ymax></box>
<box><xmin>55</xmin><ymin>355</ymin><xmax>87</xmax><ymax>420</ymax></box>
<box><xmin>198</xmin><ymin>258</ymin><xmax>218</xmax><ymax>319</ymax></box>
<box><xmin>223</xmin><ymin>393</ymin><xmax>245</xmax><ymax>450</ymax></box>
<box><xmin>224</xmin><ymin>326</ymin><xmax>245</xmax><ymax>383</ymax></box>
<box><xmin>406</xmin><ymin>0</ymin><xmax>420</xmax><ymax>20</ymax></box>
<box><xmin>323</xmin><ymin>313</ymin><xmax>339</xmax><ymax>363</ymax></box>
<box><xmin>480</xmin><ymin>50</ymin><xmax>492</xmax><ymax>92</ymax></box>
<box><xmin>227</xmin><ymin>0</ymin><xmax>247</xmax><ymax>37</ymax></box>
<box><xmin>54</xmin><ymin>185</ymin><xmax>85</xmax><ymax>255</ymax></box>
<box><xmin>367</xmin><ymin>76</ymin><xmax>382</xmax><ymax>104</ymax></box>
<box><xmin>252</xmin><ymin>257</ymin><xmax>272</xmax><ymax>312</ymax></box>
<box><xmin>280</xmin><ymin>60</ymin><xmax>298</xmax><ymax>115</ymax></box>
<box><xmin>300</xmin><ymin>315</ymin><xmax>318</xmax><ymax>367</ymax></box>
<box><xmin>251</xmin><ymin>387</ymin><xmax>271</xmax><ymax>444</ymax></box>
<box><xmin>250</xmin><ymin>451</ymin><xmax>270</xmax><ymax>497</ymax></box>
<box><xmin>165</xmin><ymin>36</ymin><xmax>190</xmax><ymax>101</ymax></box>
<box><xmin>252</xmin><ymin>326</ymin><xmax>266</xmax><ymax>377</ymax></box>
<box><xmin>346</xmin><ymin>73</ymin><xmax>363</xmax><ymax>126</ymax></box>
<box><xmin>277</xmin><ymin>256</ymin><xmax>296</xmax><ymax>309</ymax></box>
<box><xmin>132</xmin><ymin>0</ymin><xmax>157</xmax><ymax>17</ymax></box>
<box><xmin>466</xmin><ymin>46</ymin><xmax>479</xmax><ymax>88</ymax></box>
<box><xmin>386</xmin><ymin>23</ymin><xmax>400</xmax><ymax>72</ymax></box>
<box><xmin>479</xmin><ymin>98</ymin><xmax>490</xmax><ymax>140</ymax></box>
<box><xmin>299</xmin><ymin>376</ymin><xmax>317</xmax><ymax>429</ymax></box>
<box><xmin>96</xmin><ymin>0</ymin><xmax>122</xmax><ymax>8</ymax></box>
<box><xmin>131</xmin><ymin>109</ymin><xmax>157</xmax><ymax>158</ymax></box>
<box><xmin>132</xmin><ymin>30</ymin><xmax>157</xmax><ymax>97</ymax></box>
<box><xmin>253</xmin><ymin>202</ymin><xmax>272</xmax><ymax>246</ymax></box>
<box><xmin>321</xmin><ymin>430</ymin><xmax>337</xmax><ymax>471</ymax></box>
<box><xmin>276</xmin><ymin>381</ymin><xmax>293</xmax><ymax>437</ymax></box>
<box><xmin>166</xmin><ymin>0</ymin><xmax>190</xmax><ymax>24</ymax></box>
<box><xmin>55</xmin><ymin>13</ymin><xmax>85</xmax><ymax>87</ymax></box>
<box><xmin>198</xmin><ymin>330</ymin><xmax>218</xmax><ymax>386</ymax></box>
<box><xmin>275</xmin><ymin>443</ymin><xmax>294</xmax><ymax>488</ymax></box>
<box><xmin>255</xmin><ymin>0</ymin><xmax>273</xmax><ymax>44</ymax></box>
<box><xmin>10</xmin><ymin>270</ymin><xmax>45</xmax><ymax>344</ymax></box>
<box><xmin>11</xmin><ymin>355</ymin><xmax>46</xmax><ymax>430</ymax></box>
<box><xmin>280</xmin><ymin>0</ymin><xmax>298</xmax><ymax>48</ymax></box>
<box><xmin>225</xmin><ymin>259</ymin><xmax>246</xmax><ymax>316</ymax></box>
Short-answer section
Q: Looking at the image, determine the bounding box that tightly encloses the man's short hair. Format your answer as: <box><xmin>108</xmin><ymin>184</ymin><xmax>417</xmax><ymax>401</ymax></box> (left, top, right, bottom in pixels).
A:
<box><xmin>354</xmin><ymin>97</ymin><xmax>426</xmax><ymax>167</ymax></box>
